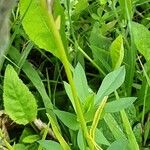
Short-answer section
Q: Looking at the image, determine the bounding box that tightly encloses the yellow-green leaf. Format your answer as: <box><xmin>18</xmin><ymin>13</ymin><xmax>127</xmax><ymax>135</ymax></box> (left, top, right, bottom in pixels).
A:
<box><xmin>110</xmin><ymin>35</ymin><xmax>124</xmax><ymax>69</ymax></box>
<box><xmin>19</xmin><ymin>0</ymin><xmax>60</xmax><ymax>58</ymax></box>
<box><xmin>3</xmin><ymin>65</ymin><xmax>37</xmax><ymax>125</ymax></box>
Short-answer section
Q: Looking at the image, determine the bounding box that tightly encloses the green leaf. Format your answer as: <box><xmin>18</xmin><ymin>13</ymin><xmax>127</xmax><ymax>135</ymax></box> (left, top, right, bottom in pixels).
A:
<box><xmin>13</xmin><ymin>144</ymin><xmax>26</xmax><ymax>150</ymax></box>
<box><xmin>119</xmin><ymin>0</ymin><xmax>132</xmax><ymax>20</ymax></box>
<box><xmin>74</xmin><ymin>63</ymin><xmax>90</xmax><ymax>102</ymax></box>
<box><xmin>104</xmin><ymin>113</ymin><xmax>126</xmax><ymax>140</ymax></box>
<box><xmin>95</xmin><ymin>66</ymin><xmax>126</xmax><ymax>105</ymax></box>
<box><xmin>95</xmin><ymin>128</ymin><xmax>110</xmax><ymax>146</ymax></box>
<box><xmin>19</xmin><ymin>0</ymin><xmax>59</xmax><ymax>58</ymax></box>
<box><xmin>74</xmin><ymin>0</ymin><xmax>88</xmax><ymax>15</ymax></box>
<box><xmin>53</xmin><ymin>0</ymin><xmax>67</xmax><ymax>51</ymax></box>
<box><xmin>132</xmin><ymin>22</ymin><xmax>150</xmax><ymax>62</ymax></box>
<box><xmin>90</xmin><ymin>22</ymin><xmax>112</xmax><ymax>73</ymax></box>
<box><xmin>144</xmin><ymin>119</ymin><xmax>150</xmax><ymax>145</ymax></box>
<box><xmin>54</xmin><ymin>110</ymin><xmax>79</xmax><ymax>131</ymax></box>
<box><xmin>19</xmin><ymin>127</ymin><xmax>35</xmax><ymax>143</ymax></box>
<box><xmin>107</xmin><ymin>140</ymin><xmax>129</xmax><ymax>150</ymax></box>
<box><xmin>38</xmin><ymin>140</ymin><xmax>62</xmax><ymax>150</ymax></box>
<box><xmin>90</xmin><ymin>23</ymin><xmax>111</xmax><ymax>50</ymax></box>
<box><xmin>105</xmin><ymin>97</ymin><xmax>136</xmax><ymax>113</ymax></box>
<box><xmin>64</xmin><ymin>81</ymin><xmax>76</xmax><ymax>112</ymax></box>
<box><xmin>22</xmin><ymin>135</ymin><xmax>40</xmax><ymax>143</ymax></box>
<box><xmin>110</xmin><ymin>35</ymin><xmax>124</xmax><ymax>69</ymax></box>
<box><xmin>77</xmin><ymin>129</ymin><xmax>86</xmax><ymax>150</ymax></box>
<box><xmin>83</xmin><ymin>94</ymin><xmax>95</xmax><ymax>113</ymax></box>
<box><xmin>9</xmin><ymin>46</ymin><xmax>54</xmax><ymax>115</ymax></box>
<box><xmin>3</xmin><ymin>65</ymin><xmax>37</xmax><ymax>125</ymax></box>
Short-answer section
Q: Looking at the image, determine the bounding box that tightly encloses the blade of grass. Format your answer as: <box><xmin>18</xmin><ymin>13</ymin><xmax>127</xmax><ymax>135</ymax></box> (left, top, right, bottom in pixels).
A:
<box><xmin>138</xmin><ymin>56</ymin><xmax>150</xmax><ymax>125</ymax></box>
<box><xmin>115</xmin><ymin>91</ymin><xmax>139</xmax><ymax>150</ymax></box>
<box><xmin>47</xmin><ymin>114</ymin><xmax>71</xmax><ymax>150</ymax></box>
<box><xmin>104</xmin><ymin>113</ymin><xmax>127</xmax><ymax>140</ymax></box>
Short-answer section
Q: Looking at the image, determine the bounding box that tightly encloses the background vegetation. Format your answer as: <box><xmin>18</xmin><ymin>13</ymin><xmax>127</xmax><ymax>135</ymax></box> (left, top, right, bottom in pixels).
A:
<box><xmin>0</xmin><ymin>0</ymin><xmax>150</xmax><ymax>150</ymax></box>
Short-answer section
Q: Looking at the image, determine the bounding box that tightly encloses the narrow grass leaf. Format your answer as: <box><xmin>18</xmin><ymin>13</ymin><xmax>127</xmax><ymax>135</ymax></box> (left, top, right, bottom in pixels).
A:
<box><xmin>119</xmin><ymin>0</ymin><xmax>132</xmax><ymax>19</ymax></box>
<box><xmin>104</xmin><ymin>113</ymin><xmax>126</xmax><ymax>140</ymax></box>
<box><xmin>47</xmin><ymin>114</ymin><xmax>71</xmax><ymax>150</ymax></box>
<box><xmin>3</xmin><ymin>65</ymin><xmax>37</xmax><ymax>125</ymax></box>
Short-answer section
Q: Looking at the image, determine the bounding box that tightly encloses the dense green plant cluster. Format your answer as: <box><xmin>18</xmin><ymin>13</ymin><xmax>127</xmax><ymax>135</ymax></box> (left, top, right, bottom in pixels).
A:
<box><xmin>0</xmin><ymin>0</ymin><xmax>150</xmax><ymax>150</ymax></box>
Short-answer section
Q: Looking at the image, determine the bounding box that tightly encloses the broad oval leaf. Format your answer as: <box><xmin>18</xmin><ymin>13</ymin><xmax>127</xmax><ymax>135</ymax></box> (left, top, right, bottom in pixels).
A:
<box><xmin>38</xmin><ymin>140</ymin><xmax>62</xmax><ymax>150</ymax></box>
<box><xmin>54</xmin><ymin>110</ymin><xmax>79</xmax><ymax>131</ymax></box>
<box><xmin>95</xmin><ymin>66</ymin><xmax>126</xmax><ymax>105</ymax></box>
<box><xmin>19</xmin><ymin>0</ymin><xmax>62</xmax><ymax>58</ymax></box>
<box><xmin>3</xmin><ymin>65</ymin><xmax>37</xmax><ymax>125</ymax></box>
<box><xmin>132</xmin><ymin>21</ymin><xmax>150</xmax><ymax>62</ymax></box>
<box><xmin>105</xmin><ymin>97</ymin><xmax>136</xmax><ymax>113</ymax></box>
<box><xmin>110</xmin><ymin>35</ymin><xmax>124</xmax><ymax>69</ymax></box>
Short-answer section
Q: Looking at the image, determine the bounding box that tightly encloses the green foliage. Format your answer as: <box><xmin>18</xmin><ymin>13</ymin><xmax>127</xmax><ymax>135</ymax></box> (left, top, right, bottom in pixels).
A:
<box><xmin>107</xmin><ymin>139</ymin><xmax>129</xmax><ymax>150</ymax></box>
<box><xmin>77</xmin><ymin>129</ymin><xmax>86</xmax><ymax>150</ymax></box>
<box><xmin>38</xmin><ymin>140</ymin><xmax>63</xmax><ymax>150</ymax></box>
<box><xmin>110</xmin><ymin>35</ymin><xmax>124</xmax><ymax>69</ymax></box>
<box><xmin>3</xmin><ymin>65</ymin><xmax>37</xmax><ymax>125</ymax></box>
<box><xmin>1</xmin><ymin>0</ymin><xmax>150</xmax><ymax>149</ymax></box>
<box><xmin>20</xmin><ymin>0</ymin><xmax>65</xmax><ymax>59</ymax></box>
<box><xmin>105</xmin><ymin>97</ymin><xmax>136</xmax><ymax>113</ymax></box>
<box><xmin>132</xmin><ymin>22</ymin><xmax>150</xmax><ymax>62</ymax></box>
<box><xmin>54</xmin><ymin>110</ymin><xmax>79</xmax><ymax>131</ymax></box>
<box><xmin>119</xmin><ymin>0</ymin><xmax>132</xmax><ymax>19</ymax></box>
<box><xmin>22</xmin><ymin>135</ymin><xmax>40</xmax><ymax>144</ymax></box>
<box><xmin>13</xmin><ymin>144</ymin><xmax>26</xmax><ymax>150</ymax></box>
<box><xmin>95</xmin><ymin>66</ymin><xmax>125</xmax><ymax>105</ymax></box>
<box><xmin>73</xmin><ymin>63</ymin><xmax>90</xmax><ymax>102</ymax></box>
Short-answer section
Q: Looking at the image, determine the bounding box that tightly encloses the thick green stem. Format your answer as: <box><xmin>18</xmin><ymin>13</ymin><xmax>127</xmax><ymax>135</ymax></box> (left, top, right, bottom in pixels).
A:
<box><xmin>40</xmin><ymin>0</ymin><xmax>93</xmax><ymax>148</ymax></box>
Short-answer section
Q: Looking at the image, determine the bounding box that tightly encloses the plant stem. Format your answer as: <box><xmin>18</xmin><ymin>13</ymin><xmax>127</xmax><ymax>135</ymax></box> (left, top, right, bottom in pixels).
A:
<box><xmin>0</xmin><ymin>129</ymin><xmax>14</xmax><ymax>150</ymax></box>
<box><xmin>40</xmin><ymin>0</ymin><xmax>93</xmax><ymax>148</ymax></box>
